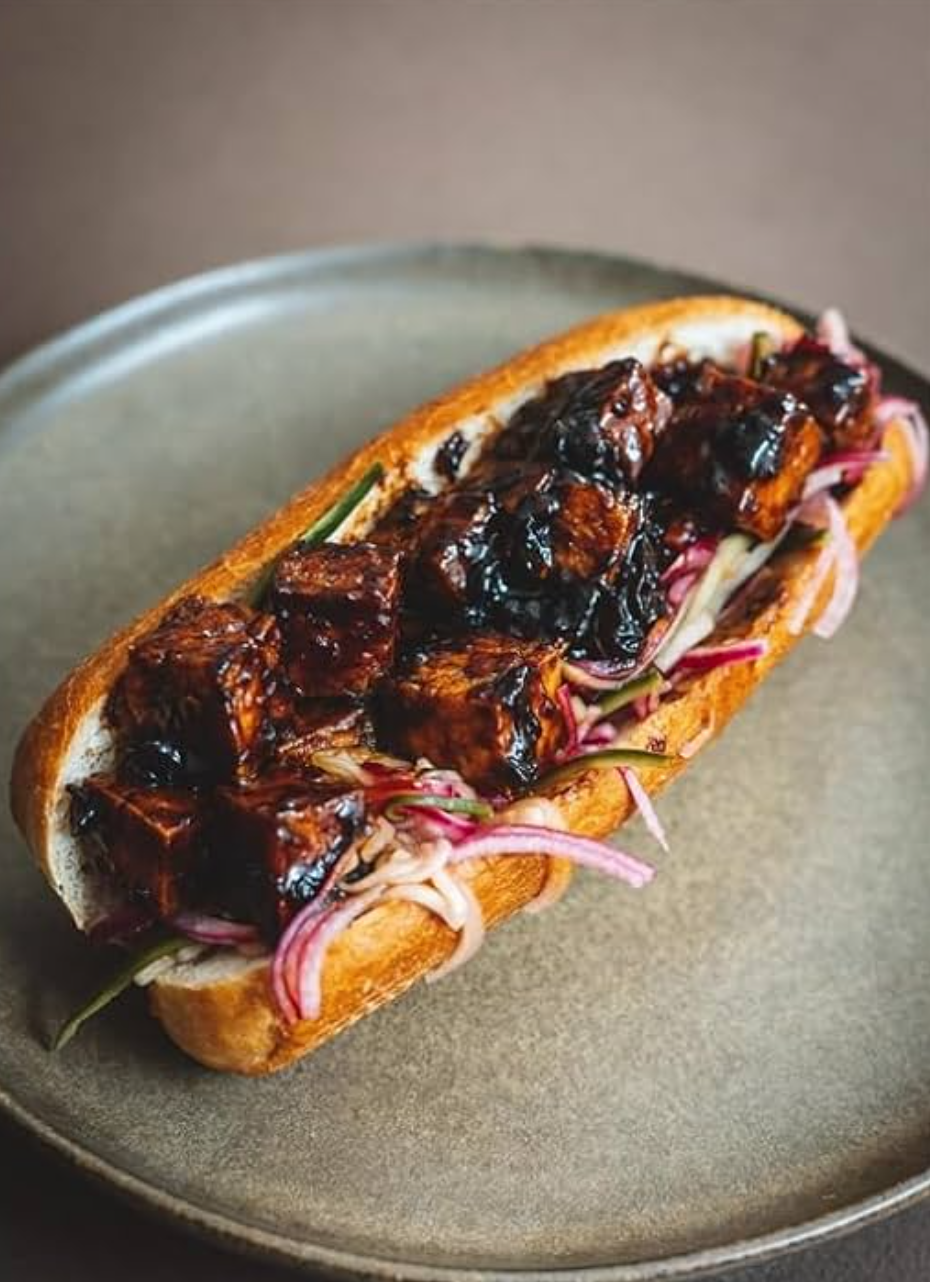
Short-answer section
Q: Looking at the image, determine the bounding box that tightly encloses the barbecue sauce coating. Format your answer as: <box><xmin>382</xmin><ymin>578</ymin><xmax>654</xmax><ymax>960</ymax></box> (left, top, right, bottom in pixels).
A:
<box><xmin>69</xmin><ymin>776</ymin><xmax>203</xmax><ymax>918</ymax></box>
<box><xmin>274</xmin><ymin>698</ymin><xmax>374</xmax><ymax>769</ymax></box>
<box><xmin>646</xmin><ymin>366</ymin><xmax>823</xmax><ymax>541</ymax></box>
<box><xmin>493</xmin><ymin>357</ymin><xmax>672</xmax><ymax>484</ymax></box>
<box><xmin>761</xmin><ymin>336</ymin><xmax>877</xmax><ymax>451</ymax></box>
<box><xmin>85</xmin><ymin>329</ymin><xmax>860</xmax><ymax>936</ymax></box>
<box><xmin>405</xmin><ymin>462</ymin><xmax>666</xmax><ymax>660</ymax></box>
<box><xmin>381</xmin><ymin>635</ymin><xmax>566</xmax><ymax>793</ymax></box>
<box><xmin>212</xmin><ymin>770</ymin><xmax>365</xmax><ymax>937</ymax></box>
<box><xmin>271</xmin><ymin>542</ymin><xmax>402</xmax><ymax>697</ymax></box>
<box><xmin>108</xmin><ymin>597</ymin><xmax>280</xmax><ymax>783</ymax></box>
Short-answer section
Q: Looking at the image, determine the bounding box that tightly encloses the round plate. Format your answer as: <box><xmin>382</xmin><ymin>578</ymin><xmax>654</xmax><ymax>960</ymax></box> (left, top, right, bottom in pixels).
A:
<box><xmin>1</xmin><ymin>244</ymin><xmax>928</xmax><ymax>1280</ymax></box>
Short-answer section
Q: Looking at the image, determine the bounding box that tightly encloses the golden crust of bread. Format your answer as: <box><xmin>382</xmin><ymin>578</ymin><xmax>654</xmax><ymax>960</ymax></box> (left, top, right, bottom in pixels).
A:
<box><xmin>9</xmin><ymin>294</ymin><xmax>915</xmax><ymax>1074</ymax></box>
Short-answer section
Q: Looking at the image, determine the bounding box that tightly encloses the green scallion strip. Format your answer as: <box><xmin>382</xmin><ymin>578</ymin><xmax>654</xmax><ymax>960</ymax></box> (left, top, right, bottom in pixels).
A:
<box><xmin>748</xmin><ymin>331</ymin><xmax>774</xmax><ymax>380</ymax></box>
<box><xmin>538</xmin><ymin>748</ymin><xmax>672</xmax><ymax>791</ymax></box>
<box><xmin>594</xmin><ymin>668</ymin><xmax>665</xmax><ymax>720</ymax></box>
<box><xmin>246</xmin><ymin>462</ymin><xmax>385</xmax><ymax>606</ymax></box>
<box><xmin>383</xmin><ymin>794</ymin><xmax>493</xmax><ymax>822</ymax></box>
<box><xmin>298</xmin><ymin>462</ymin><xmax>385</xmax><ymax>546</ymax></box>
<box><xmin>51</xmin><ymin>935</ymin><xmax>189</xmax><ymax>1052</ymax></box>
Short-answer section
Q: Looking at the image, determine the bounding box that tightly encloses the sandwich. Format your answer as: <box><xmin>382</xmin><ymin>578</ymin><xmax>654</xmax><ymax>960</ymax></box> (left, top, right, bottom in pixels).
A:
<box><xmin>10</xmin><ymin>296</ymin><xmax>926</xmax><ymax>1074</ymax></box>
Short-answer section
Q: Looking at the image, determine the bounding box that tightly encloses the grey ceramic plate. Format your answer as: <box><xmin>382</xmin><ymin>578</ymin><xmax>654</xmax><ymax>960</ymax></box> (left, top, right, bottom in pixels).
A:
<box><xmin>1</xmin><ymin>245</ymin><xmax>929</xmax><ymax>1281</ymax></box>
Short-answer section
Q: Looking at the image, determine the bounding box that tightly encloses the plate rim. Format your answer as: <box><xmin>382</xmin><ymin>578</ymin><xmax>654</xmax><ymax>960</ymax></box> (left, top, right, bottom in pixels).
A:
<box><xmin>2</xmin><ymin>239</ymin><xmax>928</xmax><ymax>1281</ymax></box>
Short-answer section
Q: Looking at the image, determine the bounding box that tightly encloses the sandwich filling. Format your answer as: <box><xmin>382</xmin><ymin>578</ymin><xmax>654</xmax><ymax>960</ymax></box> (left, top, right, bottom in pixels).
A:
<box><xmin>61</xmin><ymin>310</ymin><xmax>927</xmax><ymax>1036</ymax></box>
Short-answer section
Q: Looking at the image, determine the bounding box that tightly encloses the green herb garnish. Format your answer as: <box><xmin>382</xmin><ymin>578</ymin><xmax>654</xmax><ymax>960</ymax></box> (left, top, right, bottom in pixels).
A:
<box><xmin>383</xmin><ymin>794</ymin><xmax>493</xmax><ymax>822</ymax></box>
<box><xmin>748</xmin><ymin>331</ymin><xmax>774</xmax><ymax>380</ymax></box>
<box><xmin>246</xmin><ymin>462</ymin><xmax>385</xmax><ymax>606</ymax></box>
<box><xmin>298</xmin><ymin>462</ymin><xmax>385</xmax><ymax>547</ymax></box>
<box><xmin>594</xmin><ymin>668</ymin><xmax>665</xmax><ymax>720</ymax></box>
<box><xmin>51</xmin><ymin>935</ymin><xmax>189</xmax><ymax>1051</ymax></box>
<box><xmin>538</xmin><ymin>748</ymin><xmax>672</xmax><ymax>791</ymax></box>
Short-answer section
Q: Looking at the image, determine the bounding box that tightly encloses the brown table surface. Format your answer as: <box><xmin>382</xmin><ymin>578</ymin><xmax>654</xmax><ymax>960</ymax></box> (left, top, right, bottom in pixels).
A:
<box><xmin>1</xmin><ymin>1</ymin><xmax>928</xmax><ymax>1278</ymax></box>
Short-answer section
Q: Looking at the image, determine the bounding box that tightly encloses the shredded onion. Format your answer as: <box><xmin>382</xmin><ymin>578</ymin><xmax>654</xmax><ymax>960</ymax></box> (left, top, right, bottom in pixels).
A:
<box><xmin>787</xmin><ymin>536</ymin><xmax>834</xmax><ymax>636</ymax></box>
<box><xmin>661</xmin><ymin>539</ymin><xmax>718</xmax><ymax>584</ymax></box>
<box><xmin>382</xmin><ymin>882</ymin><xmax>463</xmax><ymax>930</ymax></box>
<box><xmin>581</xmin><ymin>720</ymin><xmax>619</xmax><ymax>747</ymax></box>
<box><xmin>877</xmin><ymin>396</ymin><xmax>929</xmax><ymax>515</ymax></box>
<box><xmin>294</xmin><ymin>889</ymin><xmax>385</xmax><ymax>1021</ymax></box>
<box><xmin>448</xmin><ymin>824</ymin><xmax>655</xmax><ymax>890</ymax></box>
<box><xmin>802</xmin><ymin>449</ymin><xmax>890</xmax><ymax>499</ymax></box>
<box><xmin>620</xmin><ymin>767</ymin><xmax>669</xmax><ymax>853</ymax></box>
<box><xmin>562</xmin><ymin>661</ymin><xmax>627</xmax><ymax>692</ymax></box>
<box><xmin>667</xmin><ymin>570</ymin><xmax>699</xmax><ymax>608</ymax></box>
<box><xmin>556</xmin><ymin>684</ymin><xmax>580</xmax><ymax>756</ymax></box>
<box><xmin>171</xmin><ymin>913</ymin><xmax>259</xmax><ymax>946</ymax></box>
<box><xmin>812</xmin><ymin>496</ymin><xmax>859</xmax><ymax>638</ymax></box>
<box><xmin>343</xmin><ymin>840</ymin><xmax>453</xmax><ymax>893</ymax></box>
<box><xmin>816</xmin><ymin>308</ymin><xmax>869</xmax><ymax>368</ymax></box>
<box><xmin>393</xmin><ymin>805</ymin><xmax>479</xmax><ymax>842</ymax></box>
<box><xmin>632</xmin><ymin>691</ymin><xmax>661</xmax><ymax>720</ymax></box>
<box><xmin>674</xmin><ymin>639</ymin><xmax>768</xmax><ymax>674</ymax></box>
<box><xmin>309</xmin><ymin>750</ymin><xmax>378</xmax><ymax>786</ymax></box>
<box><xmin>427</xmin><ymin>878</ymin><xmax>486</xmax><ymax>982</ymax></box>
<box><xmin>271</xmin><ymin>898</ymin><xmax>329</xmax><ymax>1023</ymax></box>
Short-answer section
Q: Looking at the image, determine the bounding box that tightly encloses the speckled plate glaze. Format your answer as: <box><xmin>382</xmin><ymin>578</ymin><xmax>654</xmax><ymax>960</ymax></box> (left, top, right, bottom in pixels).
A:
<box><xmin>1</xmin><ymin>245</ymin><xmax>929</xmax><ymax>1281</ymax></box>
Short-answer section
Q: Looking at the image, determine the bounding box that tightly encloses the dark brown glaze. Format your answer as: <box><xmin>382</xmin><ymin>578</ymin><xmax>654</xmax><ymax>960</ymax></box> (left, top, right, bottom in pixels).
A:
<box><xmin>367</xmin><ymin>486</ymin><xmax>434</xmax><ymax>550</ymax></box>
<box><xmin>406</xmin><ymin>462</ymin><xmax>664</xmax><ymax>660</ymax></box>
<box><xmin>380</xmin><ymin>634</ymin><xmax>566</xmax><ymax>793</ymax></box>
<box><xmin>69</xmin><ymin>776</ymin><xmax>203</xmax><ymax>918</ymax></box>
<box><xmin>212</xmin><ymin>770</ymin><xmax>366</xmax><ymax>936</ymax></box>
<box><xmin>492</xmin><ymin>357</ymin><xmax>672</xmax><ymax>485</ymax></box>
<box><xmin>435</xmin><ymin>429</ymin><xmax>470</xmax><ymax>481</ymax></box>
<box><xmin>275</xmin><ymin>698</ymin><xmax>374</xmax><ymax>769</ymax></box>
<box><xmin>108</xmin><ymin>597</ymin><xmax>280</xmax><ymax>783</ymax></box>
<box><xmin>761</xmin><ymin>336</ymin><xmax>877</xmax><ymax>451</ymax></box>
<box><xmin>271</xmin><ymin>542</ymin><xmax>402</xmax><ymax>697</ymax></box>
<box><xmin>409</xmin><ymin>487</ymin><xmax>497</xmax><ymax>620</ymax></box>
<box><xmin>646</xmin><ymin>367</ymin><xmax>823</xmax><ymax>541</ymax></box>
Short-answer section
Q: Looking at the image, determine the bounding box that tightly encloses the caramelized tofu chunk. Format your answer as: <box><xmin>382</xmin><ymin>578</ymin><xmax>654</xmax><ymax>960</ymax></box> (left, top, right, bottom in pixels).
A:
<box><xmin>271</xmin><ymin>542</ymin><xmax>402</xmax><ymax>697</ymax></box>
<box><xmin>109</xmin><ymin>596</ymin><xmax>280</xmax><ymax>782</ymax></box>
<box><xmin>549</xmin><ymin>475</ymin><xmax>640</xmax><ymax>580</ymax></box>
<box><xmin>646</xmin><ymin>369</ymin><xmax>823</xmax><ymax>541</ymax></box>
<box><xmin>410</xmin><ymin>488</ymin><xmax>497</xmax><ymax>619</ymax></box>
<box><xmin>381</xmin><ymin>635</ymin><xmax>566</xmax><ymax>793</ymax></box>
<box><xmin>591</xmin><ymin>516</ymin><xmax>671</xmax><ymax>667</ymax></box>
<box><xmin>489</xmin><ymin>465</ymin><xmax>636</xmax><ymax>584</ymax></box>
<box><xmin>367</xmin><ymin>486</ymin><xmax>434</xmax><ymax>550</ymax></box>
<box><xmin>761</xmin><ymin>336</ymin><xmax>877</xmax><ymax>451</ymax></box>
<box><xmin>70</xmin><ymin>775</ymin><xmax>203</xmax><ymax>918</ymax></box>
<box><xmin>213</xmin><ymin>770</ymin><xmax>365</xmax><ymax>935</ymax></box>
<box><xmin>275</xmin><ymin>698</ymin><xmax>374</xmax><ymax>769</ymax></box>
<box><xmin>493</xmin><ymin>358</ymin><xmax>672</xmax><ymax>485</ymax></box>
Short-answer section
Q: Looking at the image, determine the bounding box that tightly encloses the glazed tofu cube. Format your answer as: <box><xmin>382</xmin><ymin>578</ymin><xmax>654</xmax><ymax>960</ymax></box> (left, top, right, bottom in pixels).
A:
<box><xmin>549</xmin><ymin>476</ymin><xmax>641</xmax><ymax>580</ymax></box>
<box><xmin>645</xmin><ymin>370</ymin><xmax>823</xmax><ymax>541</ymax></box>
<box><xmin>410</xmin><ymin>488</ymin><xmax>497</xmax><ymax>619</ymax></box>
<box><xmin>761</xmin><ymin>337</ymin><xmax>876</xmax><ymax>451</ymax></box>
<box><xmin>108</xmin><ymin>596</ymin><xmax>280</xmax><ymax>782</ymax></box>
<box><xmin>271</xmin><ymin>542</ymin><xmax>402</xmax><ymax>697</ymax></box>
<box><xmin>70</xmin><ymin>775</ymin><xmax>203</xmax><ymax>919</ymax></box>
<box><xmin>275</xmin><ymin>698</ymin><xmax>374</xmax><ymax>769</ymax></box>
<box><xmin>380</xmin><ymin>635</ymin><xmax>566</xmax><ymax>793</ymax></box>
<box><xmin>493</xmin><ymin>358</ymin><xmax>672</xmax><ymax>485</ymax></box>
<box><xmin>367</xmin><ymin>486</ymin><xmax>434</xmax><ymax>550</ymax></box>
<box><xmin>213</xmin><ymin>770</ymin><xmax>366</xmax><ymax>935</ymax></box>
<box><xmin>472</xmin><ymin>465</ymin><xmax>639</xmax><ymax>589</ymax></box>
